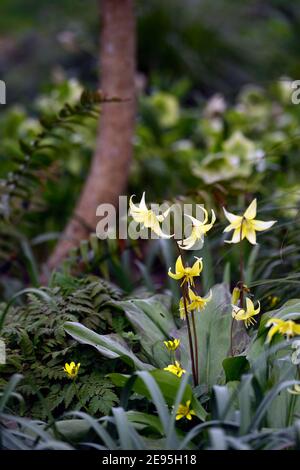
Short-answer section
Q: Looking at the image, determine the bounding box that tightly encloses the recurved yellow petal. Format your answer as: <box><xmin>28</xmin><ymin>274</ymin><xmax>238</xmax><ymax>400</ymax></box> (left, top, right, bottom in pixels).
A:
<box><xmin>168</xmin><ymin>269</ymin><xmax>183</xmax><ymax>281</ymax></box>
<box><xmin>251</xmin><ymin>220</ymin><xmax>276</xmax><ymax>231</ymax></box>
<box><xmin>175</xmin><ymin>255</ymin><xmax>185</xmax><ymax>274</ymax></box>
<box><xmin>190</xmin><ymin>257</ymin><xmax>203</xmax><ymax>276</ymax></box>
<box><xmin>223</xmin><ymin>207</ymin><xmax>243</xmax><ymax>228</ymax></box>
<box><xmin>243</xmin><ymin>199</ymin><xmax>257</xmax><ymax>220</ymax></box>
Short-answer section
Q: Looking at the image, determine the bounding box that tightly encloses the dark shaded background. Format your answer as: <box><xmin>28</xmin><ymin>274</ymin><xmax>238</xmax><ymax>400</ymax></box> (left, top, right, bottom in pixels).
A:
<box><xmin>1</xmin><ymin>0</ymin><xmax>300</xmax><ymax>105</ymax></box>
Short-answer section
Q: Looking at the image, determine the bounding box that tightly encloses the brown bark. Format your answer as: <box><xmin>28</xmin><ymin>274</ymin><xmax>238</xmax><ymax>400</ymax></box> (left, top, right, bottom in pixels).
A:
<box><xmin>46</xmin><ymin>0</ymin><xmax>136</xmax><ymax>272</ymax></box>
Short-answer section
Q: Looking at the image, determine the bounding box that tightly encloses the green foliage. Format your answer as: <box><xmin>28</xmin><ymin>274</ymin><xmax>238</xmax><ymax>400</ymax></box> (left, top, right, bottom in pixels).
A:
<box><xmin>138</xmin><ymin>1</ymin><xmax>300</xmax><ymax>95</ymax></box>
<box><xmin>0</xmin><ymin>60</ymin><xmax>299</xmax><ymax>451</ymax></box>
<box><xmin>0</xmin><ymin>274</ymin><xmax>123</xmax><ymax>419</ymax></box>
<box><xmin>0</xmin><ymin>84</ymin><xmax>102</xmax><ymax>224</ymax></box>
<box><xmin>1</xmin><ymin>79</ymin><xmax>300</xmax><ymax>304</ymax></box>
<box><xmin>65</xmin><ymin>293</ymin><xmax>176</xmax><ymax>370</ymax></box>
<box><xmin>65</xmin><ymin>284</ymin><xmax>248</xmax><ymax>391</ymax></box>
<box><xmin>3</xmin><ymin>371</ymin><xmax>300</xmax><ymax>450</ymax></box>
<box><xmin>65</xmin><ymin>283</ymin><xmax>300</xmax><ymax>435</ymax></box>
<box><xmin>109</xmin><ymin>369</ymin><xmax>207</xmax><ymax>422</ymax></box>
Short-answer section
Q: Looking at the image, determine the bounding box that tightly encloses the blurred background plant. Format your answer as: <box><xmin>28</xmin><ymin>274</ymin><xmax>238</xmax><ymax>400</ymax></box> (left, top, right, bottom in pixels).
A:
<box><xmin>2</xmin><ymin>1</ymin><xmax>300</xmax><ymax>103</ymax></box>
<box><xmin>1</xmin><ymin>77</ymin><xmax>300</xmax><ymax>304</ymax></box>
<box><xmin>1</xmin><ymin>0</ymin><xmax>300</xmax><ymax>451</ymax></box>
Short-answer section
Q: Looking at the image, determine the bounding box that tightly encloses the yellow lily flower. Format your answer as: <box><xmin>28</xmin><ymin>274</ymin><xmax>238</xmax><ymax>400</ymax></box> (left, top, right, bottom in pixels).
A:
<box><xmin>179</xmin><ymin>288</ymin><xmax>212</xmax><ymax>320</ymax></box>
<box><xmin>266</xmin><ymin>318</ymin><xmax>300</xmax><ymax>343</ymax></box>
<box><xmin>129</xmin><ymin>192</ymin><xmax>171</xmax><ymax>238</ymax></box>
<box><xmin>168</xmin><ymin>255</ymin><xmax>203</xmax><ymax>287</ymax></box>
<box><xmin>288</xmin><ymin>384</ymin><xmax>300</xmax><ymax>395</ymax></box>
<box><xmin>164</xmin><ymin>338</ymin><xmax>180</xmax><ymax>351</ymax></box>
<box><xmin>164</xmin><ymin>360</ymin><xmax>186</xmax><ymax>378</ymax></box>
<box><xmin>178</xmin><ymin>207</ymin><xmax>216</xmax><ymax>250</ymax></box>
<box><xmin>232</xmin><ymin>298</ymin><xmax>260</xmax><ymax>328</ymax></box>
<box><xmin>175</xmin><ymin>400</ymin><xmax>196</xmax><ymax>421</ymax></box>
<box><xmin>188</xmin><ymin>288</ymin><xmax>212</xmax><ymax>311</ymax></box>
<box><xmin>223</xmin><ymin>199</ymin><xmax>276</xmax><ymax>245</ymax></box>
<box><xmin>63</xmin><ymin>361</ymin><xmax>80</xmax><ymax>379</ymax></box>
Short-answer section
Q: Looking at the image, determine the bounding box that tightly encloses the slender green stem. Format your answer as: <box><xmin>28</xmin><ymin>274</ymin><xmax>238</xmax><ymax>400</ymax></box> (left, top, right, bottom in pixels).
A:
<box><xmin>230</xmin><ymin>319</ymin><xmax>234</xmax><ymax>357</ymax></box>
<box><xmin>175</xmin><ymin>241</ymin><xmax>198</xmax><ymax>385</ymax></box>
<box><xmin>287</xmin><ymin>366</ymin><xmax>300</xmax><ymax>426</ymax></box>
<box><xmin>239</xmin><ymin>223</ymin><xmax>245</xmax><ymax>309</ymax></box>
<box><xmin>72</xmin><ymin>380</ymin><xmax>89</xmax><ymax>412</ymax></box>
<box><xmin>191</xmin><ymin>309</ymin><xmax>199</xmax><ymax>385</ymax></box>
<box><xmin>230</xmin><ymin>220</ymin><xmax>245</xmax><ymax>357</ymax></box>
<box><xmin>183</xmin><ymin>288</ymin><xmax>197</xmax><ymax>386</ymax></box>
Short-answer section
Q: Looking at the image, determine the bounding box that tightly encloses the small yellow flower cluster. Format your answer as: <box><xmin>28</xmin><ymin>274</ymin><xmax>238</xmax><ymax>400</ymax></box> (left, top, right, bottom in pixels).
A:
<box><xmin>163</xmin><ymin>339</ymin><xmax>186</xmax><ymax>378</ymax></box>
<box><xmin>226</xmin><ymin>200</ymin><xmax>277</xmax><ymax>329</ymax></box>
<box><xmin>130</xmin><ymin>194</ymin><xmax>276</xmax><ymax>247</ymax></box>
<box><xmin>130</xmin><ymin>195</ymin><xmax>286</xmax><ymax>420</ymax></box>
<box><xmin>168</xmin><ymin>255</ymin><xmax>212</xmax><ymax>320</ymax></box>
<box><xmin>129</xmin><ymin>192</ymin><xmax>216</xmax><ymax>249</ymax></box>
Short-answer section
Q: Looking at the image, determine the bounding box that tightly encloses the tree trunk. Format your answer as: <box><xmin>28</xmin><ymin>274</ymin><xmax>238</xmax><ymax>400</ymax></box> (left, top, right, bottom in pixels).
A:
<box><xmin>46</xmin><ymin>0</ymin><xmax>136</xmax><ymax>272</ymax></box>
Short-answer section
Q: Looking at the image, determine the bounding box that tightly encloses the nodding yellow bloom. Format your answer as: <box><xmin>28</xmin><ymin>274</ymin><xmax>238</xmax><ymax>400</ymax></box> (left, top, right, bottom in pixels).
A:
<box><xmin>188</xmin><ymin>288</ymin><xmax>212</xmax><ymax>312</ymax></box>
<box><xmin>232</xmin><ymin>298</ymin><xmax>260</xmax><ymax>328</ymax></box>
<box><xmin>129</xmin><ymin>192</ymin><xmax>171</xmax><ymax>238</ymax></box>
<box><xmin>164</xmin><ymin>338</ymin><xmax>180</xmax><ymax>351</ymax></box>
<box><xmin>175</xmin><ymin>400</ymin><xmax>196</xmax><ymax>421</ymax></box>
<box><xmin>179</xmin><ymin>288</ymin><xmax>212</xmax><ymax>320</ymax></box>
<box><xmin>266</xmin><ymin>318</ymin><xmax>300</xmax><ymax>343</ymax></box>
<box><xmin>164</xmin><ymin>360</ymin><xmax>186</xmax><ymax>378</ymax></box>
<box><xmin>288</xmin><ymin>384</ymin><xmax>300</xmax><ymax>395</ymax></box>
<box><xmin>231</xmin><ymin>285</ymin><xmax>250</xmax><ymax>306</ymax></box>
<box><xmin>223</xmin><ymin>199</ymin><xmax>276</xmax><ymax>245</ymax></box>
<box><xmin>168</xmin><ymin>255</ymin><xmax>203</xmax><ymax>287</ymax></box>
<box><xmin>178</xmin><ymin>207</ymin><xmax>216</xmax><ymax>250</ymax></box>
<box><xmin>231</xmin><ymin>287</ymin><xmax>240</xmax><ymax>305</ymax></box>
<box><xmin>63</xmin><ymin>362</ymin><xmax>80</xmax><ymax>379</ymax></box>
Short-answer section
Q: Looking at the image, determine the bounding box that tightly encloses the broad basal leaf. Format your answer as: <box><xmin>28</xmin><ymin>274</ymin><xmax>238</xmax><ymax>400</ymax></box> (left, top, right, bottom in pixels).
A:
<box><xmin>64</xmin><ymin>321</ymin><xmax>153</xmax><ymax>370</ymax></box>
<box><xmin>112</xmin><ymin>295</ymin><xmax>176</xmax><ymax>367</ymax></box>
